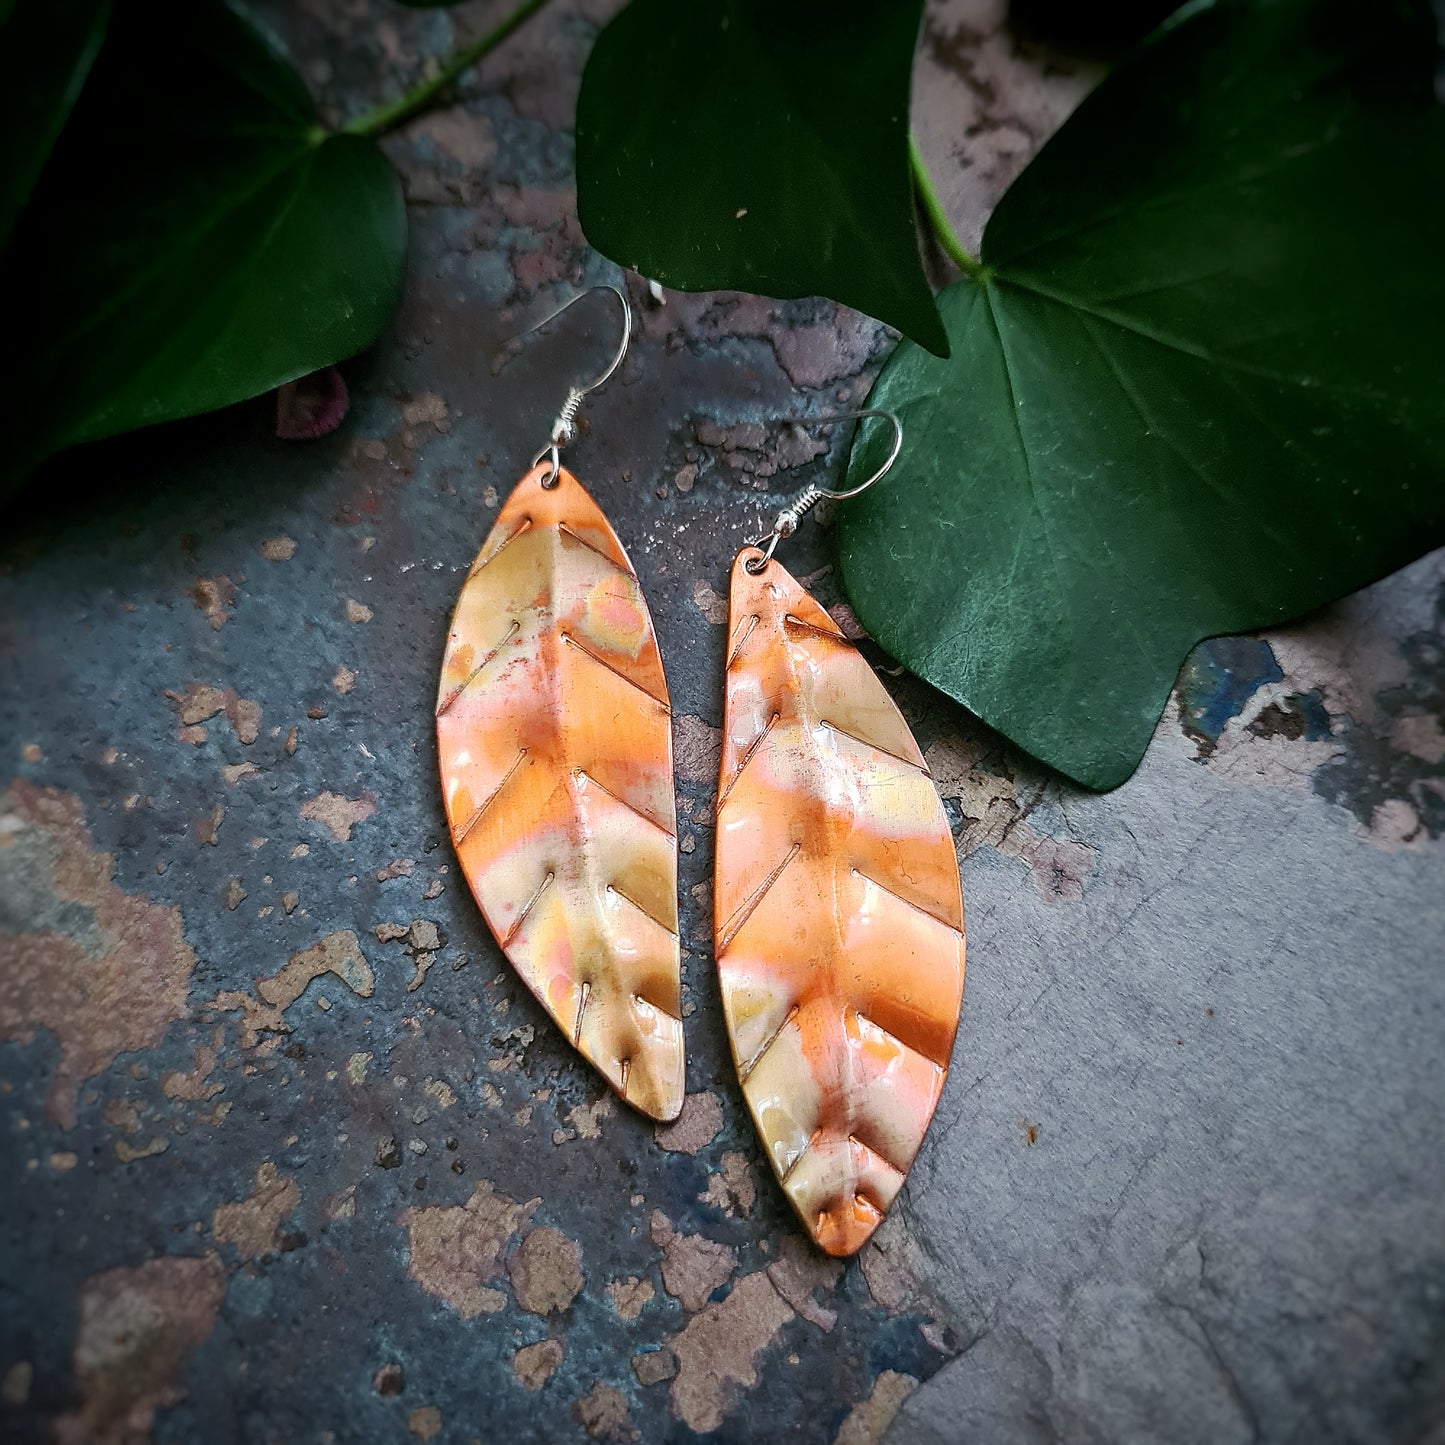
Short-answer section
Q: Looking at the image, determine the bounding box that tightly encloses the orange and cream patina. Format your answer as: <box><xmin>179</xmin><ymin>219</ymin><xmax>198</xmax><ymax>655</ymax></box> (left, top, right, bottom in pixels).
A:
<box><xmin>436</xmin><ymin>463</ymin><xmax>684</xmax><ymax>1121</ymax></box>
<box><xmin>714</xmin><ymin>548</ymin><xmax>965</xmax><ymax>1255</ymax></box>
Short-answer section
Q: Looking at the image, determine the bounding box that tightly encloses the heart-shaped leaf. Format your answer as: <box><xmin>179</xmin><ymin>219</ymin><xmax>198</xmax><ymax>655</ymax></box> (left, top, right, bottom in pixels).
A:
<box><xmin>0</xmin><ymin>0</ymin><xmax>110</xmax><ymax>249</ymax></box>
<box><xmin>576</xmin><ymin>0</ymin><xmax>948</xmax><ymax>358</ymax></box>
<box><xmin>837</xmin><ymin>0</ymin><xmax>1445</xmax><ymax>790</ymax></box>
<box><xmin>0</xmin><ymin>0</ymin><xmax>406</xmax><ymax>494</ymax></box>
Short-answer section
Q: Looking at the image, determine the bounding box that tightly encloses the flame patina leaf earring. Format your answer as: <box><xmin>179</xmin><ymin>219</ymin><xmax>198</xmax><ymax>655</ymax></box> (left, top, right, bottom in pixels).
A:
<box><xmin>436</xmin><ymin>286</ymin><xmax>684</xmax><ymax>1122</ymax></box>
<box><xmin>710</xmin><ymin>409</ymin><xmax>966</xmax><ymax>1255</ymax></box>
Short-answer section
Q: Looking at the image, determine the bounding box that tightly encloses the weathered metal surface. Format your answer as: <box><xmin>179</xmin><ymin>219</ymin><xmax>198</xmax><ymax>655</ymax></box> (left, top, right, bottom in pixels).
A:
<box><xmin>715</xmin><ymin>549</ymin><xmax>964</xmax><ymax>1257</ymax></box>
<box><xmin>0</xmin><ymin>1</ymin><xmax>1442</xmax><ymax>1443</ymax></box>
<box><xmin>438</xmin><ymin>462</ymin><xmax>683</xmax><ymax>1121</ymax></box>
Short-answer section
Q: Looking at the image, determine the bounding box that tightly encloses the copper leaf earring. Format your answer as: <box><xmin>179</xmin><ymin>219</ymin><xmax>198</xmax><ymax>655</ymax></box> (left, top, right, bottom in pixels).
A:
<box><xmin>711</xmin><ymin>409</ymin><xmax>966</xmax><ymax>1255</ymax></box>
<box><xmin>436</xmin><ymin>287</ymin><xmax>684</xmax><ymax>1122</ymax></box>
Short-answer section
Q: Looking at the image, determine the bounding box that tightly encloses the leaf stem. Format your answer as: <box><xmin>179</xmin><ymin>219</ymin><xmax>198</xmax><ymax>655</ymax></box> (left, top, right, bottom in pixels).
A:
<box><xmin>345</xmin><ymin>0</ymin><xmax>553</xmax><ymax>138</ymax></box>
<box><xmin>909</xmin><ymin>134</ymin><xmax>981</xmax><ymax>278</ymax></box>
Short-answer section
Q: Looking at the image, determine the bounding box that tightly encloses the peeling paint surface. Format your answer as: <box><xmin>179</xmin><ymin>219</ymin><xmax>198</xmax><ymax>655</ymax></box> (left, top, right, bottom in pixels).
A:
<box><xmin>0</xmin><ymin>1</ymin><xmax>1441</xmax><ymax>1442</ymax></box>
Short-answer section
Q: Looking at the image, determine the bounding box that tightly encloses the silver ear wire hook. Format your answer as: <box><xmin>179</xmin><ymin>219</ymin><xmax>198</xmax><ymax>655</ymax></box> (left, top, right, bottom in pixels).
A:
<box><xmin>513</xmin><ymin>284</ymin><xmax>632</xmax><ymax>488</ymax></box>
<box><xmin>746</xmin><ymin>408</ymin><xmax>903</xmax><ymax>571</ymax></box>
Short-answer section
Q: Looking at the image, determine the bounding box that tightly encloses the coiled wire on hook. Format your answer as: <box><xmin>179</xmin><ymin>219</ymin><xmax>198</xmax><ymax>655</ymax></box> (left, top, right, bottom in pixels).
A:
<box><xmin>511</xmin><ymin>285</ymin><xmax>631</xmax><ymax>488</ymax></box>
<box><xmin>746</xmin><ymin>409</ymin><xmax>903</xmax><ymax>571</ymax></box>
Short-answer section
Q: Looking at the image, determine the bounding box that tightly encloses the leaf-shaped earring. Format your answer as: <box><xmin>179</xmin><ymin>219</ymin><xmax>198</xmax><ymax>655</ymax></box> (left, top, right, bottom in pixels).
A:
<box><xmin>711</xmin><ymin>410</ymin><xmax>965</xmax><ymax>1256</ymax></box>
<box><xmin>437</xmin><ymin>287</ymin><xmax>684</xmax><ymax>1122</ymax></box>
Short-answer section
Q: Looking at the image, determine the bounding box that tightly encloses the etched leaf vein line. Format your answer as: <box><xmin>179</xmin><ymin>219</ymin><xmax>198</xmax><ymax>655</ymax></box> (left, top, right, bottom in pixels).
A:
<box><xmin>574</xmin><ymin>767</ymin><xmax>675</xmax><ymax>840</ymax></box>
<box><xmin>557</xmin><ymin>521</ymin><xmax>638</xmax><ymax>575</ymax></box>
<box><xmin>778</xmin><ymin>1127</ymin><xmax>903</xmax><ymax>1197</ymax></box>
<box><xmin>502</xmin><ymin>866</ymin><xmax>554</xmax><ymax>949</ymax></box>
<box><xmin>851</xmin><ymin>866</ymin><xmax>963</xmax><ymax>939</ymax></box>
<box><xmin>717</xmin><ymin>841</ymin><xmax>802</xmax><ymax>957</ymax></box>
<box><xmin>727</xmin><ymin>612</ymin><xmax>761</xmax><ymax>668</ymax></box>
<box><xmin>560</xmin><ymin>631</ymin><xmax>669</xmax><ymax>711</ymax></box>
<box><xmin>607</xmin><ymin>882</ymin><xmax>680</xmax><ymax>942</ymax></box>
<box><xmin>453</xmin><ymin>747</ymin><xmax>530</xmax><ymax>845</ymax></box>
<box><xmin>436</xmin><ymin>618</ymin><xmax>521</xmax><ymax>717</ymax></box>
<box><xmin>820</xmin><ymin>718</ymin><xmax>927</xmax><ymax>776</ymax></box>
<box><xmin>718</xmin><ymin>711</ymin><xmax>780</xmax><ymax>807</ymax></box>
<box><xmin>855</xmin><ymin>1008</ymin><xmax>950</xmax><ymax>1076</ymax></box>
<box><xmin>782</xmin><ymin>612</ymin><xmax>844</xmax><ymax>645</ymax></box>
<box><xmin>626</xmin><ymin>987</ymin><xmax>685</xmax><ymax>1028</ymax></box>
<box><xmin>468</xmin><ymin>517</ymin><xmax>533</xmax><ymax>577</ymax></box>
<box><xmin>572</xmin><ymin>978</ymin><xmax>592</xmax><ymax>1047</ymax></box>
<box><xmin>739</xmin><ymin>1004</ymin><xmax>800</xmax><ymax>1083</ymax></box>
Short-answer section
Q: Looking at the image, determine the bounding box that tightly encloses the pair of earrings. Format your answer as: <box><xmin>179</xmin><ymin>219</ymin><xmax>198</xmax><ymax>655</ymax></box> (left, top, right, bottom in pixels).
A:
<box><xmin>436</xmin><ymin>288</ymin><xmax>965</xmax><ymax>1257</ymax></box>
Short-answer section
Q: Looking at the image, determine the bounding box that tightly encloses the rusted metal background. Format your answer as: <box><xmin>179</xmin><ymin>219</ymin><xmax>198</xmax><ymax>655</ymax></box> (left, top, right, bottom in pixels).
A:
<box><xmin>2</xmin><ymin>3</ymin><xmax>1443</xmax><ymax>1442</ymax></box>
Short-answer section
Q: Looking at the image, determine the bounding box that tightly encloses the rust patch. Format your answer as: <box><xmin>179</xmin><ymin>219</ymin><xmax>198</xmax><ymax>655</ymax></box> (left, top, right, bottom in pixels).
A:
<box><xmin>231</xmin><ymin>699</ymin><xmax>262</xmax><ymax>746</ymax></box>
<box><xmin>650</xmin><ymin>1211</ymin><xmax>736</xmax><ymax>1314</ymax></box>
<box><xmin>666</xmin><ymin>1270</ymin><xmax>794</xmax><ymax>1433</ymax></box>
<box><xmin>402</xmin><ymin>1180</ymin><xmax>537</xmax><ymax>1320</ymax></box>
<box><xmin>210</xmin><ymin>931</ymin><xmax>373</xmax><ymax>1048</ymax></box>
<box><xmin>858</xmin><ymin>1214</ymin><xmax>950</xmax><ymax>1346</ymax></box>
<box><xmin>401</xmin><ymin>392</ymin><xmax>450</xmax><ymax>431</ymax></box>
<box><xmin>606</xmin><ymin>1275</ymin><xmax>654</xmax><ymax>1321</ymax></box>
<box><xmin>193</xmin><ymin>804</ymin><xmax>224</xmax><ymax>847</ymax></box>
<box><xmin>259</xmin><ymin>536</ymin><xmax>297</xmax><ymax>561</ymax></box>
<box><xmin>1</xmin><ymin>1360</ymin><xmax>31</xmax><ymax>1405</ymax></box>
<box><xmin>631</xmin><ymin>1349</ymin><xmax>677</xmax><ymax>1387</ymax></box>
<box><xmin>834</xmin><ymin>1370</ymin><xmax>920</xmax><ymax>1445</ymax></box>
<box><xmin>373</xmin><ymin>1362</ymin><xmax>404</xmax><ymax>1395</ymax></box>
<box><xmin>408</xmin><ymin>1405</ymin><xmax>443</xmax><ymax>1440</ymax></box>
<box><xmin>299</xmin><ymin>791</ymin><xmax>377</xmax><ymax>842</ymax></box>
<box><xmin>52</xmin><ymin>1253</ymin><xmax>226</xmax><ymax>1445</ymax></box>
<box><xmin>655</xmin><ymin>1091</ymin><xmax>724</xmax><ymax>1155</ymax></box>
<box><xmin>765</xmin><ymin>1236</ymin><xmax>842</xmax><ymax>1332</ymax></box>
<box><xmin>166</xmin><ymin>684</ymin><xmax>261</xmax><ymax>745</ymax></box>
<box><xmin>190</xmin><ymin>576</ymin><xmax>236</xmax><ymax>630</ymax></box>
<box><xmin>697</xmin><ymin>1150</ymin><xmax>756</xmax><ymax>1217</ymax></box>
<box><xmin>672</xmin><ymin>717</ymin><xmax>722</xmax><ymax>788</ymax></box>
<box><xmin>212</xmin><ymin>1162</ymin><xmax>300</xmax><ymax>1258</ymax></box>
<box><xmin>413</xmin><ymin>111</ymin><xmax>496</xmax><ymax>169</ymax></box>
<box><xmin>0</xmin><ymin>781</ymin><xmax>196</xmax><ymax>1127</ymax></box>
<box><xmin>256</xmin><ymin>930</ymin><xmax>372</xmax><ymax>1006</ymax></box>
<box><xmin>692</xmin><ymin>580</ymin><xmax>728</xmax><ymax>626</ymax></box>
<box><xmin>573</xmin><ymin>1381</ymin><xmax>639</xmax><ymax>1442</ymax></box>
<box><xmin>563</xmin><ymin>1094</ymin><xmax>613</xmax><ymax>1142</ymax></box>
<box><xmin>333</xmin><ymin>664</ymin><xmax>357</xmax><ymax>696</ymax></box>
<box><xmin>925</xmin><ymin>737</ymin><xmax>1095</xmax><ymax>904</ymax></box>
<box><xmin>509</xmin><ymin>1226</ymin><xmax>584</xmax><ymax>1316</ymax></box>
<box><xmin>512</xmin><ymin>1338</ymin><xmax>564</xmax><ymax>1390</ymax></box>
<box><xmin>115</xmin><ymin>1136</ymin><xmax>168</xmax><ymax>1163</ymax></box>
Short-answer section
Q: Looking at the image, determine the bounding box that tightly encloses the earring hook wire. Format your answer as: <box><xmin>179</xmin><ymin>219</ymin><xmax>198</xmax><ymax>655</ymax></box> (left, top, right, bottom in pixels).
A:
<box><xmin>513</xmin><ymin>284</ymin><xmax>631</xmax><ymax>486</ymax></box>
<box><xmin>746</xmin><ymin>408</ymin><xmax>903</xmax><ymax>570</ymax></box>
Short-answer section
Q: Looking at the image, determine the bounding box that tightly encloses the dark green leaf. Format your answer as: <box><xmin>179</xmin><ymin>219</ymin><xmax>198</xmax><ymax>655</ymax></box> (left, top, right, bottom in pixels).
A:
<box><xmin>0</xmin><ymin>0</ymin><xmax>110</xmax><ymax>249</ymax></box>
<box><xmin>0</xmin><ymin>0</ymin><xmax>406</xmax><ymax>493</ymax></box>
<box><xmin>576</xmin><ymin>0</ymin><xmax>948</xmax><ymax>357</ymax></box>
<box><xmin>837</xmin><ymin>0</ymin><xmax>1445</xmax><ymax>790</ymax></box>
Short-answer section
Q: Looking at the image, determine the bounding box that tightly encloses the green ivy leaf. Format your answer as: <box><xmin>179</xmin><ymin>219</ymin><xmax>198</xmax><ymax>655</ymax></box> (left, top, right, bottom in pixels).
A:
<box><xmin>0</xmin><ymin>0</ymin><xmax>110</xmax><ymax>249</ymax></box>
<box><xmin>0</xmin><ymin>0</ymin><xmax>406</xmax><ymax>493</ymax></box>
<box><xmin>576</xmin><ymin>0</ymin><xmax>948</xmax><ymax>358</ymax></box>
<box><xmin>837</xmin><ymin>0</ymin><xmax>1445</xmax><ymax>791</ymax></box>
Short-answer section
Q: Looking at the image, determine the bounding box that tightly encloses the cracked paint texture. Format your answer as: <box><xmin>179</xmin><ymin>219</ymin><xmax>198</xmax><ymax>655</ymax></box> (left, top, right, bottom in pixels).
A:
<box><xmin>0</xmin><ymin>1</ymin><xmax>1441</xmax><ymax>1443</ymax></box>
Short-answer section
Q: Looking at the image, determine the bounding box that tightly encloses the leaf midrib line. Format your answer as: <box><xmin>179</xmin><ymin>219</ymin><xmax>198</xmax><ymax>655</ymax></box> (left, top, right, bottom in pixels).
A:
<box><xmin>996</xmin><ymin>272</ymin><xmax>1384</xmax><ymax>403</ymax></box>
<box><xmin>38</xmin><ymin>136</ymin><xmax>315</xmax><ymax>368</ymax></box>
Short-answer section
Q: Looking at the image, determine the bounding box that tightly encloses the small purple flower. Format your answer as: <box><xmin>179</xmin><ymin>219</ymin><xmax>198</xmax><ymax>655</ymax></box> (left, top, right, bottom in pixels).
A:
<box><xmin>275</xmin><ymin>366</ymin><xmax>349</xmax><ymax>440</ymax></box>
